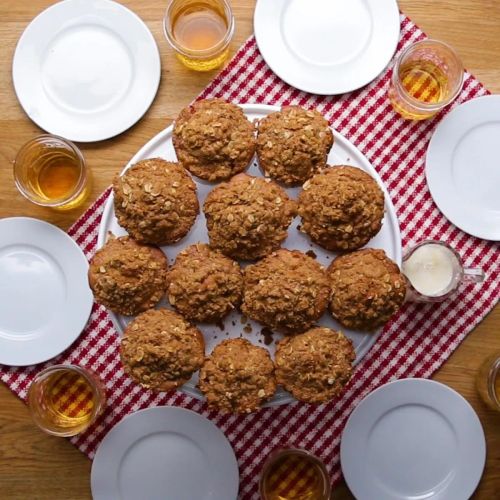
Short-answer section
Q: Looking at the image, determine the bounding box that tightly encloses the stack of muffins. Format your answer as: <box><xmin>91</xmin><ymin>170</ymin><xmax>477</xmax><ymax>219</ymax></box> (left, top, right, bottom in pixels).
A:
<box><xmin>88</xmin><ymin>99</ymin><xmax>406</xmax><ymax>413</ymax></box>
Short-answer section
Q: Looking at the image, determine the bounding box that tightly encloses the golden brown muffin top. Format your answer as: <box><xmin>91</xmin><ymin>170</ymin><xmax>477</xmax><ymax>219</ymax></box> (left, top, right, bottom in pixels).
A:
<box><xmin>298</xmin><ymin>165</ymin><xmax>384</xmax><ymax>251</ymax></box>
<box><xmin>114</xmin><ymin>158</ymin><xmax>199</xmax><ymax>246</ymax></box>
<box><xmin>241</xmin><ymin>249</ymin><xmax>331</xmax><ymax>334</ymax></box>
<box><xmin>167</xmin><ymin>243</ymin><xmax>243</xmax><ymax>323</ymax></box>
<box><xmin>275</xmin><ymin>327</ymin><xmax>355</xmax><ymax>404</ymax></box>
<box><xmin>199</xmin><ymin>338</ymin><xmax>276</xmax><ymax>413</ymax></box>
<box><xmin>328</xmin><ymin>248</ymin><xmax>406</xmax><ymax>331</ymax></box>
<box><xmin>120</xmin><ymin>308</ymin><xmax>205</xmax><ymax>392</ymax></box>
<box><xmin>88</xmin><ymin>235</ymin><xmax>168</xmax><ymax>316</ymax></box>
<box><xmin>173</xmin><ymin>99</ymin><xmax>255</xmax><ymax>182</ymax></box>
<box><xmin>257</xmin><ymin>105</ymin><xmax>333</xmax><ymax>186</ymax></box>
<box><xmin>203</xmin><ymin>173</ymin><xmax>296</xmax><ymax>260</ymax></box>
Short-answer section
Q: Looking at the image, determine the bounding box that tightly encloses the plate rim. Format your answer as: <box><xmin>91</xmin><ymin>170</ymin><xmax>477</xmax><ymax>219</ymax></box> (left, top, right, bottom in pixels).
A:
<box><xmin>340</xmin><ymin>378</ymin><xmax>487</xmax><ymax>500</ymax></box>
<box><xmin>253</xmin><ymin>0</ymin><xmax>401</xmax><ymax>95</ymax></box>
<box><xmin>425</xmin><ymin>94</ymin><xmax>500</xmax><ymax>241</ymax></box>
<box><xmin>97</xmin><ymin>102</ymin><xmax>402</xmax><ymax>405</ymax></box>
<box><xmin>0</xmin><ymin>216</ymin><xmax>93</xmax><ymax>366</ymax></box>
<box><xmin>11</xmin><ymin>0</ymin><xmax>161</xmax><ymax>143</ymax></box>
<box><xmin>90</xmin><ymin>405</ymin><xmax>239</xmax><ymax>500</ymax></box>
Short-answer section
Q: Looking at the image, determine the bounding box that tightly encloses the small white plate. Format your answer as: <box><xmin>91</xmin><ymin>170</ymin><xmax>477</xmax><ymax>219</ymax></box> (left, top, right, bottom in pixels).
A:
<box><xmin>341</xmin><ymin>378</ymin><xmax>486</xmax><ymax>500</ymax></box>
<box><xmin>0</xmin><ymin>217</ymin><xmax>93</xmax><ymax>366</ymax></box>
<box><xmin>12</xmin><ymin>0</ymin><xmax>161</xmax><ymax>142</ymax></box>
<box><xmin>91</xmin><ymin>406</ymin><xmax>239</xmax><ymax>500</ymax></box>
<box><xmin>426</xmin><ymin>95</ymin><xmax>500</xmax><ymax>240</ymax></box>
<box><xmin>254</xmin><ymin>0</ymin><xmax>400</xmax><ymax>95</ymax></box>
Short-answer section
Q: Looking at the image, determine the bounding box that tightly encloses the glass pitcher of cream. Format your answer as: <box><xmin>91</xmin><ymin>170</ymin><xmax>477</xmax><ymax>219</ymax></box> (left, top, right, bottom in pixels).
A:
<box><xmin>402</xmin><ymin>240</ymin><xmax>485</xmax><ymax>302</ymax></box>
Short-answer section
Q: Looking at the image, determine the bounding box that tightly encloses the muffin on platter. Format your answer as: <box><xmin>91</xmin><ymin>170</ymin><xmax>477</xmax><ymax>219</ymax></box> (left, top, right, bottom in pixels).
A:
<box><xmin>275</xmin><ymin>327</ymin><xmax>355</xmax><ymax>404</ymax></box>
<box><xmin>256</xmin><ymin>105</ymin><xmax>333</xmax><ymax>186</ymax></box>
<box><xmin>167</xmin><ymin>243</ymin><xmax>243</xmax><ymax>323</ymax></box>
<box><xmin>120</xmin><ymin>309</ymin><xmax>205</xmax><ymax>392</ymax></box>
<box><xmin>173</xmin><ymin>98</ymin><xmax>256</xmax><ymax>182</ymax></box>
<box><xmin>328</xmin><ymin>248</ymin><xmax>406</xmax><ymax>331</ymax></box>
<box><xmin>199</xmin><ymin>338</ymin><xmax>276</xmax><ymax>413</ymax></box>
<box><xmin>203</xmin><ymin>173</ymin><xmax>296</xmax><ymax>260</ymax></box>
<box><xmin>297</xmin><ymin>165</ymin><xmax>385</xmax><ymax>251</ymax></box>
<box><xmin>113</xmin><ymin>158</ymin><xmax>199</xmax><ymax>246</ymax></box>
<box><xmin>88</xmin><ymin>235</ymin><xmax>168</xmax><ymax>316</ymax></box>
<box><xmin>241</xmin><ymin>249</ymin><xmax>331</xmax><ymax>334</ymax></box>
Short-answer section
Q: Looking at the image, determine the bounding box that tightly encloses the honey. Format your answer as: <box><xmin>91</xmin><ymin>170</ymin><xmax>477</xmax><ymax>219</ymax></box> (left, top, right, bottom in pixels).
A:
<box><xmin>165</xmin><ymin>0</ymin><xmax>234</xmax><ymax>71</ymax></box>
<box><xmin>260</xmin><ymin>450</ymin><xmax>331</xmax><ymax>500</ymax></box>
<box><xmin>28</xmin><ymin>365</ymin><xmax>105</xmax><ymax>437</ymax></box>
<box><xmin>36</xmin><ymin>151</ymin><xmax>81</xmax><ymax>200</ymax></box>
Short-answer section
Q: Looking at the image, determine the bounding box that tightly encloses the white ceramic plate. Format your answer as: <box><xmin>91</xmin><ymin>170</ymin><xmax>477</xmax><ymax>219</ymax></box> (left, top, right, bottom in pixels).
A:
<box><xmin>426</xmin><ymin>95</ymin><xmax>500</xmax><ymax>240</ymax></box>
<box><xmin>91</xmin><ymin>406</ymin><xmax>239</xmax><ymax>500</ymax></box>
<box><xmin>12</xmin><ymin>0</ymin><xmax>161</xmax><ymax>143</ymax></box>
<box><xmin>341</xmin><ymin>378</ymin><xmax>486</xmax><ymax>500</ymax></box>
<box><xmin>254</xmin><ymin>0</ymin><xmax>400</xmax><ymax>95</ymax></box>
<box><xmin>98</xmin><ymin>103</ymin><xmax>402</xmax><ymax>405</ymax></box>
<box><xmin>0</xmin><ymin>217</ymin><xmax>93</xmax><ymax>366</ymax></box>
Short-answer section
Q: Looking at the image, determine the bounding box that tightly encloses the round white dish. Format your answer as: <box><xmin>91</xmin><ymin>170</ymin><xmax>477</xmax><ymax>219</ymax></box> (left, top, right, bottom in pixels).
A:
<box><xmin>253</xmin><ymin>0</ymin><xmax>400</xmax><ymax>95</ymax></box>
<box><xmin>12</xmin><ymin>0</ymin><xmax>161</xmax><ymax>143</ymax></box>
<box><xmin>426</xmin><ymin>95</ymin><xmax>500</xmax><ymax>240</ymax></box>
<box><xmin>98</xmin><ymin>103</ymin><xmax>402</xmax><ymax>405</ymax></box>
<box><xmin>0</xmin><ymin>217</ymin><xmax>93</xmax><ymax>366</ymax></box>
<box><xmin>91</xmin><ymin>406</ymin><xmax>239</xmax><ymax>500</ymax></box>
<box><xmin>341</xmin><ymin>378</ymin><xmax>486</xmax><ymax>500</ymax></box>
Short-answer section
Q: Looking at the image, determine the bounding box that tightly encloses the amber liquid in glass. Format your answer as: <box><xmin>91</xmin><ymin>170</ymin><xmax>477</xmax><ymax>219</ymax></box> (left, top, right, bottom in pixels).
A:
<box><xmin>30</xmin><ymin>369</ymin><xmax>97</xmax><ymax>434</ymax></box>
<box><xmin>261</xmin><ymin>453</ymin><xmax>327</xmax><ymax>500</ymax></box>
<box><xmin>476</xmin><ymin>353</ymin><xmax>500</xmax><ymax>411</ymax></box>
<box><xmin>170</xmin><ymin>1</ymin><xmax>230</xmax><ymax>71</ymax></box>
<box><xmin>391</xmin><ymin>60</ymin><xmax>448</xmax><ymax>119</ymax></box>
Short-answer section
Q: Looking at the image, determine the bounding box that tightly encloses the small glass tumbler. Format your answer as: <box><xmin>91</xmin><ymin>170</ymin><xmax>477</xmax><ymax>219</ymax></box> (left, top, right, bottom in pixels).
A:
<box><xmin>476</xmin><ymin>352</ymin><xmax>500</xmax><ymax>412</ymax></box>
<box><xmin>14</xmin><ymin>134</ymin><xmax>91</xmax><ymax>210</ymax></box>
<box><xmin>28</xmin><ymin>364</ymin><xmax>106</xmax><ymax>437</ymax></box>
<box><xmin>163</xmin><ymin>0</ymin><xmax>235</xmax><ymax>71</ymax></box>
<box><xmin>402</xmin><ymin>240</ymin><xmax>485</xmax><ymax>303</ymax></box>
<box><xmin>259</xmin><ymin>448</ymin><xmax>331</xmax><ymax>500</ymax></box>
<box><xmin>388</xmin><ymin>39</ymin><xmax>464</xmax><ymax>120</ymax></box>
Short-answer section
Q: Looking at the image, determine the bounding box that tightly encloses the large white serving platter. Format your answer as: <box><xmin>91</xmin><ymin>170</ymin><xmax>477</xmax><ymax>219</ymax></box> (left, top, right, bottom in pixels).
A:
<box><xmin>98</xmin><ymin>103</ymin><xmax>402</xmax><ymax>405</ymax></box>
<box><xmin>341</xmin><ymin>379</ymin><xmax>486</xmax><ymax>500</ymax></box>
<box><xmin>91</xmin><ymin>406</ymin><xmax>239</xmax><ymax>500</ymax></box>
<box><xmin>12</xmin><ymin>0</ymin><xmax>161</xmax><ymax>142</ymax></box>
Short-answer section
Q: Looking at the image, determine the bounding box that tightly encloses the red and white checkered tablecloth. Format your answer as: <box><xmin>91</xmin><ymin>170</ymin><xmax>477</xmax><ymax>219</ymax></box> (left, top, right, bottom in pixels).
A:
<box><xmin>1</xmin><ymin>13</ymin><xmax>499</xmax><ymax>499</ymax></box>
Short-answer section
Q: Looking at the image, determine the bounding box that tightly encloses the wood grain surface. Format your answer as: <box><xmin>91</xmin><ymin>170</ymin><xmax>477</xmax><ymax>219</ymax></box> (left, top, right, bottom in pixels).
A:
<box><xmin>0</xmin><ymin>1</ymin><xmax>498</xmax><ymax>499</ymax></box>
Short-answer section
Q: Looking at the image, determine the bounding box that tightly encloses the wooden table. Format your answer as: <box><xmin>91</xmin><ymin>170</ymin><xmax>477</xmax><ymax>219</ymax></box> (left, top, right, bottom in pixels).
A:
<box><xmin>0</xmin><ymin>1</ymin><xmax>498</xmax><ymax>498</ymax></box>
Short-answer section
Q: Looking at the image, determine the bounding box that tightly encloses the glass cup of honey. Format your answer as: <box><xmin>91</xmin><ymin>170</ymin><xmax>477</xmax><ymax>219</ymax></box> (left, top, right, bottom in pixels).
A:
<box><xmin>163</xmin><ymin>0</ymin><xmax>235</xmax><ymax>71</ymax></box>
<box><xmin>476</xmin><ymin>352</ymin><xmax>500</xmax><ymax>412</ymax></box>
<box><xmin>388</xmin><ymin>39</ymin><xmax>464</xmax><ymax>120</ymax></box>
<box><xmin>259</xmin><ymin>448</ymin><xmax>332</xmax><ymax>500</ymax></box>
<box><xmin>28</xmin><ymin>364</ymin><xmax>106</xmax><ymax>437</ymax></box>
<box><xmin>14</xmin><ymin>134</ymin><xmax>91</xmax><ymax>210</ymax></box>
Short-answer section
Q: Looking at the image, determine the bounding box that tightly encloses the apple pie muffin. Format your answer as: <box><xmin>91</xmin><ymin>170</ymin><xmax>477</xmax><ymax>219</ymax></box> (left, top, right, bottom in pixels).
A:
<box><xmin>275</xmin><ymin>327</ymin><xmax>355</xmax><ymax>404</ymax></box>
<box><xmin>120</xmin><ymin>309</ymin><xmax>205</xmax><ymax>392</ymax></box>
<box><xmin>173</xmin><ymin>99</ymin><xmax>255</xmax><ymax>182</ymax></box>
<box><xmin>114</xmin><ymin>158</ymin><xmax>199</xmax><ymax>246</ymax></box>
<box><xmin>328</xmin><ymin>248</ymin><xmax>406</xmax><ymax>331</ymax></box>
<box><xmin>199</xmin><ymin>338</ymin><xmax>276</xmax><ymax>413</ymax></box>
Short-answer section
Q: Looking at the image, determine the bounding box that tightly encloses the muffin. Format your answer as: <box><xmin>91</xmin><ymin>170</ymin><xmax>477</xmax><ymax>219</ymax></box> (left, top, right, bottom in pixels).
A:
<box><xmin>167</xmin><ymin>243</ymin><xmax>243</xmax><ymax>323</ymax></box>
<box><xmin>256</xmin><ymin>106</ymin><xmax>333</xmax><ymax>186</ymax></box>
<box><xmin>328</xmin><ymin>249</ymin><xmax>406</xmax><ymax>331</ymax></box>
<box><xmin>298</xmin><ymin>165</ymin><xmax>385</xmax><ymax>251</ymax></box>
<box><xmin>241</xmin><ymin>249</ymin><xmax>331</xmax><ymax>334</ymax></box>
<box><xmin>203</xmin><ymin>173</ymin><xmax>296</xmax><ymax>260</ymax></box>
<box><xmin>275</xmin><ymin>327</ymin><xmax>355</xmax><ymax>404</ymax></box>
<box><xmin>120</xmin><ymin>309</ymin><xmax>205</xmax><ymax>391</ymax></box>
<box><xmin>173</xmin><ymin>99</ymin><xmax>255</xmax><ymax>182</ymax></box>
<box><xmin>88</xmin><ymin>236</ymin><xmax>168</xmax><ymax>316</ymax></box>
<box><xmin>114</xmin><ymin>158</ymin><xmax>199</xmax><ymax>246</ymax></box>
<box><xmin>199</xmin><ymin>338</ymin><xmax>276</xmax><ymax>413</ymax></box>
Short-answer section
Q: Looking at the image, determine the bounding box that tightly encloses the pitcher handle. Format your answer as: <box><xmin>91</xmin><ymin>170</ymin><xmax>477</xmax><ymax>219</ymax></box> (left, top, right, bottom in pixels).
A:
<box><xmin>463</xmin><ymin>268</ymin><xmax>485</xmax><ymax>283</ymax></box>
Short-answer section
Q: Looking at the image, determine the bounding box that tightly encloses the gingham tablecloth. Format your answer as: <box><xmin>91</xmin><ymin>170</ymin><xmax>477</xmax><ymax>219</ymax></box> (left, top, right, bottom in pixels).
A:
<box><xmin>2</xmin><ymin>13</ymin><xmax>499</xmax><ymax>499</ymax></box>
